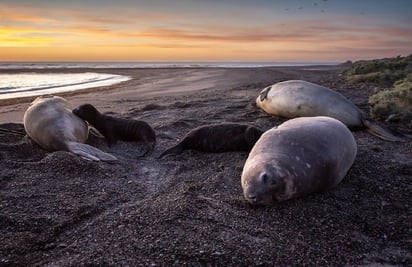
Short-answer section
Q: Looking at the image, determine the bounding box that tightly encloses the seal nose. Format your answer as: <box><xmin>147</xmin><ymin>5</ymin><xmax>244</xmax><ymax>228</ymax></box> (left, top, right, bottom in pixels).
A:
<box><xmin>247</xmin><ymin>193</ymin><xmax>257</xmax><ymax>204</ymax></box>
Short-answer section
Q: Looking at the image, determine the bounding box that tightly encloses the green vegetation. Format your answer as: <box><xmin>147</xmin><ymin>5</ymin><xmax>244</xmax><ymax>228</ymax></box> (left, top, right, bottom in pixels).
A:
<box><xmin>368</xmin><ymin>74</ymin><xmax>412</xmax><ymax>124</ymax></box>
<box><xmin>342</xmin><ymin>54</ymin><xmax>412</xmax><ymax>124</ymax></box>
<box><xmin>343</xmin><ymin>54</ymin><xmax>412</xmax><ymax>86</ymax></box>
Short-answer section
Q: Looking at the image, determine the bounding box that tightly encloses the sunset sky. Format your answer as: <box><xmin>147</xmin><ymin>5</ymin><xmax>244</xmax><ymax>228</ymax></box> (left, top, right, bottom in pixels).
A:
<box><xmin>1</xmin><ymin>0</ymin><xmax>411</xmax><ymax>62</ymax></box>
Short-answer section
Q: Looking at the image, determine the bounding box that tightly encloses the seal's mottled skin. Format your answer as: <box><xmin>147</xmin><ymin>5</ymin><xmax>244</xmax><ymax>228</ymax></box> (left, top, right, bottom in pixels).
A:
<box><xmin>73</xmin><ymin>104</ymin><xmax>156</xmax><ymax>154</ymax></box>
<box><xmin>159</xmin><ymin>123</ymin><xmax>263</xmax><ymax>158</ymax></box>
<box><xmin>241</xmin><ymin>116</ymin><xmax>357</xmax><ymax>206</ymax></box>
<box><xmin>256</xmin><ymin>80</ymin><xmax>408</xmax><ymax>142</ymax></box>
<box><xmin>24</xmin><ymin>96</ymin><xmax>116</xmax><ymax>161</ymax></box>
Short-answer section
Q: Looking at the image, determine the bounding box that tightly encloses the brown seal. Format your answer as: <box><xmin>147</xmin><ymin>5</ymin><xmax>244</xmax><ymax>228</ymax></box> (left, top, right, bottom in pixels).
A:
<box><xmin>241</xmin><ymin>116</ymin><xmax>357</xmax><ymax>206</ymax></box>
<box><xmin>256</xmin><ymin>80</ymin><xmax>409</xmax><ymax>142</ymax></box>
<box><xmin>73</xmin><ymin>103</ymin><xmax>156</xmax><ymax>155</ymax></box>
<box><xmin>159</xmin><ymin>123</ymin><xmax>263</xmax><ymax>158</ymax></box>
<box><xmin>23</xmin><ymin>96</ymin><xmax>117</xmax><ymax>161</ymax></box>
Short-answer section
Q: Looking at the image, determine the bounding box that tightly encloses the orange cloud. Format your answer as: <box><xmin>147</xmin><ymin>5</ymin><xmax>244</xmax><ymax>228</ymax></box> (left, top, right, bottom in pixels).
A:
<box><xmin>0</xmin><ymin>10</ymin><xmax>56</xmax><ymax>24</ymax></box>
<box><xmin>139</xmin><ymin>28</ymin><xmax>280</xmax><ymax>42</ymax></box>
<box><xmin>0</xmin><ymin>5</ymin><xmax>411</xmax><ymax>62</ymax></box>
<box><xmin>70</xmin><ymin>11</ymin><xmax>178</xmax><ymax>25</ymax></box>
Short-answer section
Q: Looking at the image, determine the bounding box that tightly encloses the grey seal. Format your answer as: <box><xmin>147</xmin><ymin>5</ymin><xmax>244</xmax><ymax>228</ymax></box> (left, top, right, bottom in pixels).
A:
<box><xmin>73</xmin><ymin>103</ymin><xmax>156</xmax><ymax>155</ymax></box>
<box><xmin>241</xmin><ymin>116</ymin><xmax>357</xmax><ymax>206</ymax></box>
<box><xmin>23</xmin><ymin>96</ymin><xmax>117</xmax><ymax>161</ymax></box>
<box><xmin>256</xmin><ymin>80</ymin><xmax>408</xmax><ymax>142</ymax></box>
<box><xmin>159</xmin><ymin>123</ymin><xmax>263</xmax><ymax>158</ymax></box>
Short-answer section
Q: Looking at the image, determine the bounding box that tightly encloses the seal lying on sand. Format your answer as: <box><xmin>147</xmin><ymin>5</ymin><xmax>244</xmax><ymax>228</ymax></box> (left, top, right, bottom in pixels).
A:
<box><xmin>23</xmin><ymin>96</ymin><xmax>117</xmax><ymax>161</ymax></box>
<box><xmin>159</xmin><ymin>123</ymin><xmax>263</xmax><ymax>158</ymax></box>
<box><xmin>241</xmin><ymin>116</ymin><xmax>357</xmax><ymax>206</ymax></box>
<box><xmin>73</xmin><ymin>104</ymin><xmax>156</xmax><ymax>155</ymax></box>
<box><xmin>256</xmin><ymin>80</ymin><xmax>408</xmax><ymax>142</ymax></box>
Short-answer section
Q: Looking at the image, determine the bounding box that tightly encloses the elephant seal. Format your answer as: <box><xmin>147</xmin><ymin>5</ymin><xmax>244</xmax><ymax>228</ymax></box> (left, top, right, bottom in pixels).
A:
<box><xmin>23</xmin><ymin>96</ymin><xmax>117</xmax><ymax>161</ymax></box>
<box><xmin>256</xmin><ymin>80</ymin><xmax>408</xmax><ymax>142</ymax></box>
<box><xmin>159</xmin><ymin>123</ymin><xmax>263</xmax><ymax>158</ymax></box>
<box><xmin>241</xmin><ymin>116</ymin><xmax>357</xmax><ymax>206</ymax></box>
<box><xmin>73</xmin><ymin>104</ymin><xmax>156</xmax><ymax>155</ymax></box>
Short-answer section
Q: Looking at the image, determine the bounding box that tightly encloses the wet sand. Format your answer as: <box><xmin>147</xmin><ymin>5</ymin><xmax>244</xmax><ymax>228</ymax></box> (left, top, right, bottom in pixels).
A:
<box><xmin>0</xmin><ymin>67</ymin><xmax>411</xmax><ymax>266</ymax></box>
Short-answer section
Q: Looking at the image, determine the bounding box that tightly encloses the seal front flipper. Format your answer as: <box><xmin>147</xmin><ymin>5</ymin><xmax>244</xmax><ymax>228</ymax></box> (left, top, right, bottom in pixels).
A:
<box><xmin>66</xmin><ymin>142</ymin><xmax>117</xmax><ymax>162</ymax></box>
<box><xmin>89</xmin><ymin>126</ymin><xmax>105</xmax><ymax>138</ymax></box>
<box><xmin>158</xmin><ymin>143</ymin><xmax>185</xmax><ymax>159</ymax></box>
<box><xmin>140</xmin><ymin>142</ymin><xmax>156</xmax><ymax>157</ymax></box>
<box><xmin>362</xmin><ymin>119</ymin><xmax>410</xmax><ymax>142</ymax></box>
<box><xmin>259</xmin><ymin>86</ymin><xmax>271</xmax><ymax>102</ymax></box>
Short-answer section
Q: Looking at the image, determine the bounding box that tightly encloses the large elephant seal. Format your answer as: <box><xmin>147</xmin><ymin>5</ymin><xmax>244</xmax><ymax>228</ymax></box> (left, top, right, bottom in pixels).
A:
<box><xmin>256</xmin><ymin>80</ymin><xmax>408</xmax><ymax>142</ymax></box>
<box><xmin>73</xmin><ymin>103</ymin><xmax>156</xmax><ymax>155</ymax></box>
<box><xmin>159</xmin><ymin>123</ymin><xmax>263</xmax><ymax>158</ymax></box>
<box><xmin>23</xmin><ymin>96</ymin><xmax>117</xmax><ymax>161</ymax></box>
<box><xmin>241</xmin><ymin>116</ymin><xmax>357</xmax><ymax>206</ymax></box>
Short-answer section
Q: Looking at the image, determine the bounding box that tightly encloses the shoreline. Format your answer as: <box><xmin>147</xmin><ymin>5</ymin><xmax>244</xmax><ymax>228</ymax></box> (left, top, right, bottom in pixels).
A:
<box><xmin>0</xmin><ymin>72</ymin><xmax>131</xmax><ymax>102</ymax></box>
<box><xmin>0</xmin><ymin>65</ymin><xmax>340</xmax><ymax>123</ymax></box>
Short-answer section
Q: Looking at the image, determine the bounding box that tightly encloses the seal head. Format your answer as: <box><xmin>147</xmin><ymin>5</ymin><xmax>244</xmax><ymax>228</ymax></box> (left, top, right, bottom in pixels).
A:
<box><xmin>242</xmin><ymin>160</ymin><xmax>281</xmax><ymax>206</ymax></box>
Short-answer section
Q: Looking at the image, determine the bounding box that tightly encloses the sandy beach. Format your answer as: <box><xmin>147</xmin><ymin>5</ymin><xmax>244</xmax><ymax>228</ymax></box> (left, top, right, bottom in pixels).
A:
<box><xmin>0</xmin><ymin>66</ymin><xmax>411</xmax><ymax>266</ymax></box>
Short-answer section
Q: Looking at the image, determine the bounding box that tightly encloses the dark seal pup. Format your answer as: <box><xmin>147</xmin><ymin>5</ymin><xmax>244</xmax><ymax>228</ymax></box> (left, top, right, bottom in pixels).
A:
<box><xmin>73</xmin><ymin>104</ymin><xmax>156</xmax><ymax>155</ymax></box>
<box><xmin>24</xmin><ymin>96</ymin><xmax>117</xmax><ymax>162</ymax></box>
<box><xmin>256</xmin><ymin>80</ymin><xmax>409</xmax><ymax>142</ymax></box>
<box><xmin>159</xmin><ymin>123</ymin><xmax>264</xmax><ymax>158</ymax></box>
<box><xmin>241</xmin><ymin>116</ymin><xmax>357</xmax><ymax>206</ymax></box>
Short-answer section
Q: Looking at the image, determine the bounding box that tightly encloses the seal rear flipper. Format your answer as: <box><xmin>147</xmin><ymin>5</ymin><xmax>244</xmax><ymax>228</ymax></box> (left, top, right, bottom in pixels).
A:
<box><xmin>245</xmin><ymin>127</ymin><xmax>264</xmax><ymax>150</ymax></box>
<box><xmin>158</xmin><ymin>143</ymin><xmax>184</xmax><ymax>159</ymax></box>
<box><xmin>66</xmin><ymin>142</ymin><xmax>118</xmax><ymax>161</ymax></box>
<box><xmin>363</xmin><ymin>119</ymin><xmax>410</xmax><ymax>142</ymax></box>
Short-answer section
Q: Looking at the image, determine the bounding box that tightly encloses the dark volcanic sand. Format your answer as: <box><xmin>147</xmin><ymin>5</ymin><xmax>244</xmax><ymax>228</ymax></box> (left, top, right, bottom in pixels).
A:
<box><xmin>0</xmin><ymin>67</ymin><xmax>411</xmax><ymax>266</ymax></box>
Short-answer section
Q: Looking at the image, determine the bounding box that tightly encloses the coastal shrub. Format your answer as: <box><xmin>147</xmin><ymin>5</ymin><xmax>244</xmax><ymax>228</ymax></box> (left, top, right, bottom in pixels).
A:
<box><xmin>343</xmin><ymin>54</ymin><xmax>412</xmax><ymax>87</ymax></box>
<box><xmin>368</xmin><ymin>74</ymin><xmax>412</xmax><ymax>124</ymax></box>
<box><xmin>346</xmin><ymin>70</ymin><xmax>405</xmax><ymax>86</ymax></box>
<box><xmin>342</xmin><ymin>55</ymin><xmax>412</xmax><ymax>124</ymax></box>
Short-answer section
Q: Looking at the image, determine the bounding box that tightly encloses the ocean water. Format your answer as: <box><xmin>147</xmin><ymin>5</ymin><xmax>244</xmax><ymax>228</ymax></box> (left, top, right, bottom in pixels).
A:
<box><xmin>0</xmin><ymin>72</ymin><xmax>131</xmax><ymax>100</ymax></box>
<box><xmin>0</xmin><ymin>61</ymin><xmax>338</xmax><ymax>69</ymax></box>
<box><xmin>0</xmin><ymin>61</ymin><xmax>337</xmax><ymax>100</ymax></box>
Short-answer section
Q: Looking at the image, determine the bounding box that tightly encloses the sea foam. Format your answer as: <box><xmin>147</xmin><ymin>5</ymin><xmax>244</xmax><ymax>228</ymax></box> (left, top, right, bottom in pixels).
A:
<box><xmin>0</xmin><ymin>72</ymin><xmax>131</xmax><ymax>100</ymax></box>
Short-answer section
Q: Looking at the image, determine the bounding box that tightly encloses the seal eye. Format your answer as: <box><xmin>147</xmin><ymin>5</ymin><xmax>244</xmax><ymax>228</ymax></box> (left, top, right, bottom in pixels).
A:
<box><xmin>261</xmin><ymin>173</ymin><xmax>277</xmax><ymax>186</ymax></box>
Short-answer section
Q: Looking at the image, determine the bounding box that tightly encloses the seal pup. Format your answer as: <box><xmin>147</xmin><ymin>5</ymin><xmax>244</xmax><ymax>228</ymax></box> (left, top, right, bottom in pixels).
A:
<box><xmin>23</xmin><ymin>96</ymin><xmax>117</xmax><ymax>161</ymax></box>
<box><xmin>159</xmin><ymin>123</ymin><xmax>263</xmax><ymax>158</ymax></box>
<box><xmin>73</xmin><ymin>104</ymin><xmax>156</xmax><ymax>155</ymax></box>
<box><xmin>241</xmin><ymin>116</ymin><xmax>357</xmax><ymax>206</ymax></box>
<box><xmin>256</xmin><ymin>80</ymin><xmax>409</xmax><ymax>142</ymax></box>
